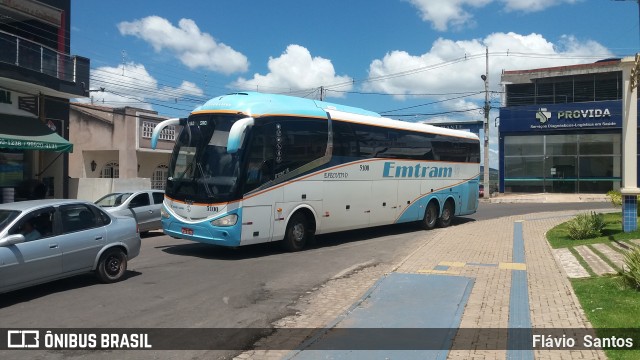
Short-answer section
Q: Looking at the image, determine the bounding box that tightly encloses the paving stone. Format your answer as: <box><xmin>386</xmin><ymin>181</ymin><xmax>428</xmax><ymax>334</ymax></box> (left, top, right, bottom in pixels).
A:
<box><xmin>574</xmin><ymin>245</ymin><xmax>616</xmax><ymax>275</ymax></box>
<box><xmin>610</xmin><ymin>241</ymin><xmax>635</xmax><ymax>252</ymax></box>
<box><xmin>592</xmin><ymin>243</ymin><xmax>625</xmax><ymax>270</ymax></box>
<box><xmin>552</xmin><ymin>248</ymin><xmax>590</xmax><ymax>278</ymax></box>
<box><xmin>235</xmin><ymin>210</ymin><xmax>607</xmax><ymax>360</ymax></box>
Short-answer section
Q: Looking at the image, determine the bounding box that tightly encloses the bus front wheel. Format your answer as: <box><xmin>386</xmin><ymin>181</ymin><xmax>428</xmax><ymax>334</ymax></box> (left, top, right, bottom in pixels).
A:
<box><xmin>283</xmin><ymin>213</ymin><xmax>310</xmax><ymax>252</ymax></box>
<box><xmin>420</xmin><ymin>201</ymin><xmax>438</xmax><ymax>230</ymax></box>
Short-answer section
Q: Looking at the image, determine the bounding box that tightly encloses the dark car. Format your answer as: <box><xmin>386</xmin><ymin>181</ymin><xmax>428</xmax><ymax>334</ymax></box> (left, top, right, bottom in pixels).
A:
<box><xmin>479</xmin><ymin>184</ymin><xmax>485</xmax><ymax>198</ymax></box>
<box><xmin>0</xmin><ymin>199</ymin><xmax>141</xmax><ymax>294</ymax></box>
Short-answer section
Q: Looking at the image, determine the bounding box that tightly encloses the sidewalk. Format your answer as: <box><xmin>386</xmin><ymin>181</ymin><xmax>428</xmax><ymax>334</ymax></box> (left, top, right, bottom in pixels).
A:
<box><xmin>485</xmin><ymin>193</ymin><xmax>609</xmax><ymax>203</ymax></box>
<box><xmin>237</xmin><ymin>204</ymin><xmax>615</xmax><ymax>360</ymax></box>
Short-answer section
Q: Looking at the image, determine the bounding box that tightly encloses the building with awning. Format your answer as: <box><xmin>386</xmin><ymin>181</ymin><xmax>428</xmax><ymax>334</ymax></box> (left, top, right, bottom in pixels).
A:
<box><xmin>0</xmin><ymin>114</ymin><xmax>73</xmax><ymax>152</ymax></box>
<box><xmin>0</xmin><ymin>0</ymin><xmax>89</xmax><ymax>201</ymax></box>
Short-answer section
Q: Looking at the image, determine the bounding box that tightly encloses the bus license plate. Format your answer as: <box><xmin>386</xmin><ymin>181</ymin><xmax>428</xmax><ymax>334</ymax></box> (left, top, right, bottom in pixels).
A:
<box><xmin>181</xmin><ymin>227</ymin><xmax>194</xmax><ymax>235</ymax></box>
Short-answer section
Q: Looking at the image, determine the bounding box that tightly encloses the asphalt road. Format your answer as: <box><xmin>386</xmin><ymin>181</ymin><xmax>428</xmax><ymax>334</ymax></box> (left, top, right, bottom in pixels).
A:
<box><xmin>0</xmin><ymin>201</ymin><xmax>614</xmax><ymax>359</ymax></box>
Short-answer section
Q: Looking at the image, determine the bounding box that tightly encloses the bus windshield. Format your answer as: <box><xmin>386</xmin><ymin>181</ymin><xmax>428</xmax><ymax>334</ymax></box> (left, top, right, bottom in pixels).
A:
<box><xmin>166</xmin><ymin>114</ymin><xmax>243</xmax><ymax>203</ymax></box>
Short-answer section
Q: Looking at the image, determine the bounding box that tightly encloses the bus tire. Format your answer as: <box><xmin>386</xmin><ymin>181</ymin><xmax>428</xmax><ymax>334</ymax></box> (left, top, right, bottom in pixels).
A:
<box><xmin>438</xmin><ymin>200</ymin><xmax>454</xmax><ymax>228</ymax></box>
<box><xmin>420</xmin><ymin>201</ymin><xmax>438</xmax><ymax>230</ymax></box>
<box><xmin>282</xmin><ymin>213</ymin><xmax>309</xmax><ymax>252</ymax></box>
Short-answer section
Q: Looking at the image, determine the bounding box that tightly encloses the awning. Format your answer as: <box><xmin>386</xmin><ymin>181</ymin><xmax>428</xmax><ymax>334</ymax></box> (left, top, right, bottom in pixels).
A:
<box><xmin>0</xmin><ymin>114</ymin><xmax>73</xmax><ymax>152</ymax></box>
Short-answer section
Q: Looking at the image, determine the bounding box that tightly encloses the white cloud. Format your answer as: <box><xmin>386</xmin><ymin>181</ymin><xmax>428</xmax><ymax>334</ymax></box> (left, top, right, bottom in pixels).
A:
<box><xmin>77</xmin><ymin>62</ymin><xmax>204</xmax><ymax>109</ymax></box>
<box><xmin>364</xmin><ymin>32</ymin><xmax>613</xmax><ymax>98</ymax></box>
<box><xmin>407</xmin><ymin>0</ymin><xmax>578</xmax><ymax>31</ymax></box>
<box><xmin>118</xmin><ymin>16</ymin><xmax>248</xmax><ymax>75</ymax></box>
<box><xmin>231</xmin><ymin>44</ymin><xmax>353</xmax><ymax>97</ymax></box>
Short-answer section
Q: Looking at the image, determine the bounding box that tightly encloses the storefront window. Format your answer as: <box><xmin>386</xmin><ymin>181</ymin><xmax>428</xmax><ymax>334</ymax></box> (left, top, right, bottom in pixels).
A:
<box><xmin>579</xmin><ymin>134</ymin><xmax>620</xmax><ymax>155</ymax></box>
<box><xmin>505</xmin><ymin>156</ymin><xmax>544</xmax><ymax>178</ymax></box>
<box><xmin>504</xmin><ymin>136</ymin><xmax>543</xmax><ymax>156</ymax></box>
<box><xmin>503</xmin><ymin>134</ymin><xmax>621</xmax><ymax>194</ymax></box>
<box><xmin>546</xmin><ymin>135</ymin><xmax>577</xmax><ymax>155</ymax></box>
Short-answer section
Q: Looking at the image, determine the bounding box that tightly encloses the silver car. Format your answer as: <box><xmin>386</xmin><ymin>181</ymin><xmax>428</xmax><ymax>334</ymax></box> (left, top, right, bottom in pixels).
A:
<box><xmin>0</xmin><ymin>199</ymin><xmax>140</xmax><ymax>294</ymax></box>
<box><xmin>95</xmin><ymin>190</ymin><xmax>164</xmax><ymax>233</ymax></box>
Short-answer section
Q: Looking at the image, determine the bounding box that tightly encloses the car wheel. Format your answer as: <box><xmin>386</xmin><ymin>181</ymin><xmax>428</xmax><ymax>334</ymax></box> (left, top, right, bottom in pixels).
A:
<box><xmin>420</xmin><ymin>201</ymin><xmax>438</xmax><ymax>230</ymax></box>
<box><xmin>96</xmin><ymin>248</ymin><xmax>128</xmax><ymax>283</ymax></box>
<box><xmin>438</xmin><ymin>200</ymin><xmax>454</xmax><ymax>228</ymax></box>
<box><xmin>282</xmin><ymin>213</ymin><xmax>310</xmax><ymax>252</ymax></box>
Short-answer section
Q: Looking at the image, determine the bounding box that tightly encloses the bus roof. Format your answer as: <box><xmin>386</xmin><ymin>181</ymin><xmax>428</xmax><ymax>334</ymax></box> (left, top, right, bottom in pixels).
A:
<box><xmin>193</xmin><ymin>92</ymin><xmax>479</xmax><ymax>141</ymax></box>
<box><xmin>194</xmin><ymin>92</ymin><xmax>380</xmax><ymax>118</ymax></box>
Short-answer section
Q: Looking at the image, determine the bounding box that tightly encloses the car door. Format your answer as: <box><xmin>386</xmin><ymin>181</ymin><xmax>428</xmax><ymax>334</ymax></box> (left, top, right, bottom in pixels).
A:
<box><xmin>127</xmin><ymin>192</ymin><xmax>154</xmax><ymax>232</ymax></box>
<box><xmin>58</xmin><ymin>204</ymin><xmax>106</xmax><ymax>273</ymax></box>
<box><xmin>149</xmin><ymin>191</ymin><xmax>164</xmax><ymax>230</ymax></box>
<box><xmin>0</xmin><ymin>207</ymin><xmax>62</xmax><ymax>291</ymax></box>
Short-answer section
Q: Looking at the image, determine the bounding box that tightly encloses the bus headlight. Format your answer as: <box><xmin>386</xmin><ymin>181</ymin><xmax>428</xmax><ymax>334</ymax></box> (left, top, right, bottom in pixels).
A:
<box><xmin>211</xmin><ymin>214</ymin><xmax>238</xmax><ymax>227</ymax></box>
<box><xmin>161</xmin><ymin>207</ymin><xmax>170</xmax><ymax>219</ymax></box>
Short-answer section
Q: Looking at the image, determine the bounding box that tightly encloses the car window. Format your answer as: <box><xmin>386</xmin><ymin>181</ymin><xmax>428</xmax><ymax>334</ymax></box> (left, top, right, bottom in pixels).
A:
<box><xmin>152</xmin><ymin>192</ymin><xmax>164</xmax><ymax>204</ymax></box>
<box><xmin>96</xmin><ymin>193</ymin><xmax>132</xmax><ymax>207</ymax></box>
<box><xmin>0</xmin><ymin>210</ymin><xmax>20</xmax><ymax>233</ymax></box>
<box><xmin>95</xmin><ymin>208</ymin><xmax>112</xmax><ymax>226</ymax></box>
<box><xmin>129</xmin><ymin>193</ymin><xmax>150</xmax><ymax>208</ymax></box>
<box><xmin>8</xmin><ymin>207</ymin><xmax>55</xmax><ymax>241</ymax></box>
<box><xmin>60</xmin><ymin>204</ymin><xmax>98</xmax><ymax>233</ymax></box>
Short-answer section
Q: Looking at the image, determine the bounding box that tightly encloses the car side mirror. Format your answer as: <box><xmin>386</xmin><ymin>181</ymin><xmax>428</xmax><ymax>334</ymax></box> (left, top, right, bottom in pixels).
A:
<box><xmin>0</xmin><ymin>234</ymin><xmax>26</xmax><ymax>246</ymax></box>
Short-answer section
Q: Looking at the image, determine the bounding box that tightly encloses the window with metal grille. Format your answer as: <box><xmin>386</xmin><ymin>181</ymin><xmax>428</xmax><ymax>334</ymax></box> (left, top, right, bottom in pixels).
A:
<box><xmin>142</xmin><ymin>121</ymin><xmax>175</xmax><ymax>140</ymax></box>
<box><xmin>151</xmin><ymin>164</ymin><xmax>168</xmax><ymax>189</ymax></box>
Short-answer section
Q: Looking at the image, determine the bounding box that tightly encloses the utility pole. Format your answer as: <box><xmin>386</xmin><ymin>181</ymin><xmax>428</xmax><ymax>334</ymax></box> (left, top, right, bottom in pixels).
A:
<box><xmin>482</xmin><ymin>47</ymin><xmax>491</xmax><ymax>199</ymax></box>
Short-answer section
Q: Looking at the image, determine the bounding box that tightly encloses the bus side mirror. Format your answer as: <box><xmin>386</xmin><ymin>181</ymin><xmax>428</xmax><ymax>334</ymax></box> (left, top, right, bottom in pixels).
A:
<box><xmin>227</xmin><ymin>117</ymin><xmax>254</xmax><ymax>154</ymax></box>
<box><xmin>151</xmin><ymin>118</ymin><xmax>182</xmax><ymax>149</ymax></box>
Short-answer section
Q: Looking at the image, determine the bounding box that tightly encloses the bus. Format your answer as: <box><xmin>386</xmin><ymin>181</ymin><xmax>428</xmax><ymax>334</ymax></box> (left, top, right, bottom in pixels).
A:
<box><xmin>151</xmin><ymin>92</ymin><xmax>480</xmax><ymax>251</ymax></box>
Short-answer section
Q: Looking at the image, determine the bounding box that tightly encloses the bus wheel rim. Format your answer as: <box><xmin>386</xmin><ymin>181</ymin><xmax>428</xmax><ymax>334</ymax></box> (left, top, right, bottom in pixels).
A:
<box><xmin>292</xmin><ymin>224</ymin><xmax>305</xmax><ymax>242</ymax></box>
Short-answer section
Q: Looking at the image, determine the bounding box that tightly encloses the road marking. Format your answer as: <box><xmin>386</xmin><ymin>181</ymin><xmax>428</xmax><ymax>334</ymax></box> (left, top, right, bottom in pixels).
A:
<box><xmin>499</xmin><ymin>262</ymin><xmax>527</xmax><ymax>271</ymax></box>
<box><xmin>507</xmin><ymin>220</ymin><xmax>533</xmax><ymax>360</ymax></box>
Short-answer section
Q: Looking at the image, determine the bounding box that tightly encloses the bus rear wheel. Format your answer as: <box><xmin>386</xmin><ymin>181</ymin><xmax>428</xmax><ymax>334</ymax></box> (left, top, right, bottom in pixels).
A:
<box><xmin>282</xmin><ymin>213</ymin><xmax>310</xmax><ymax>252</ymax></box>
<box><xmin>420</xmin><ymin>201</ymin><xmax>438</xmax><ymax>230</ymax></box>
<box><xmin>438</xmin><ymin>200</ymin><xmax>454</xmax><ymax>228</ymax></box>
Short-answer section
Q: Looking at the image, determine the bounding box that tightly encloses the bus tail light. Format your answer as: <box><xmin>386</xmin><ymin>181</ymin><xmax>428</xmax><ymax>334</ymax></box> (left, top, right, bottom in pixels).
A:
<box><xmin>211</xmin><ymin>214</ymin><xmax>238</xmax><ymax>227</ymax></box>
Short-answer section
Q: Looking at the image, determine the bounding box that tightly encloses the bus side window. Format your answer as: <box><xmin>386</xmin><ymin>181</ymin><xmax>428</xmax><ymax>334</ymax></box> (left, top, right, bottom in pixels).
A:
<box><xmin>333</xmin><ymin>121</ymin><xmax>359</xmax><ymax>157</ymax></box>
<box><xmin>243</xmin><ymin>124</ymin><xmax>276</xmax><ymax>193</ymax></box>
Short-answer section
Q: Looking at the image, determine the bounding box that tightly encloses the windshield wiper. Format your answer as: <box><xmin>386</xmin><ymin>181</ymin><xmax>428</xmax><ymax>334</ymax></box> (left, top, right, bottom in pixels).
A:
<box><xmin>197</xmin><ymin>163</ymin><xmax>214</xmax><ymax>197</ymax></box>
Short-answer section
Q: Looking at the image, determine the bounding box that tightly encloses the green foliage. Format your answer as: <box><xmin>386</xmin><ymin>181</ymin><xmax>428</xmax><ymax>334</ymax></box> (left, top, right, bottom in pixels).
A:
<box><xmin>607</xmin><ymin>190</ymin><xmax>622</xmax><ymax>207</ymax></box>
<box><xmin>619</xmin><ymin>248</ymin><xmax>640</xmax><ymax>291</ymax></box>
<box><xmin>606</xmin><ymin>191</ymin><xmax>640</xmax><ymax>212</ymax></box>
<box><xmin>566</xmin><ymin>212</ymin><xmax>605</xmax><ymax>240</ymax></box>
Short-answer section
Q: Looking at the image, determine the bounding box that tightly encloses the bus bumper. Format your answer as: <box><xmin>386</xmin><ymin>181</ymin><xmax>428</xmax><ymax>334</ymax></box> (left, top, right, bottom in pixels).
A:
<box><xmin>162</xmin><ymin>218</ymin><xmax>242</xmax><ymax>247</ymax></box>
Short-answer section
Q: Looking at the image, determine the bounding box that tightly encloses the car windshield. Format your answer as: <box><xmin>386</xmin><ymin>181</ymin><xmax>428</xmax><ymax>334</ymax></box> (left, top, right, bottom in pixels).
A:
<box><xmin>95</xmin><ymin>193</ymin><xmax>133</xmax><ymax>207</ymax></box>
<box><xmin>0</xmin><ymin>209</ymin><xmax>20</xmax><ymax>233</ymax></box>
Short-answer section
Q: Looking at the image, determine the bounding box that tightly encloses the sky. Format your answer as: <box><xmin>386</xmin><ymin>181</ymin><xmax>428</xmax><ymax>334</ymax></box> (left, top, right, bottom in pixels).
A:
<box><xmin>70</xmin><ymin>0</ymin><xmax>640</xmax><ymax>168</ymax></box>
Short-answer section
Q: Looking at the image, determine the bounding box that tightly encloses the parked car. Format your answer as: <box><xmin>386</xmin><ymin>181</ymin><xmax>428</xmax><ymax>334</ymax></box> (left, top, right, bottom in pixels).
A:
<box><xmin>479</xmin><ymin>184</ymin><xmax>485</xmax><ymax>198</ymax></box>
<box><xmin>95</xmin><ymin>190</ymin><xmax>164</xmax><ymax>233</ymax></box>
<box><xmin>0</xmin><ymin>199</ymin><xmax>140</xmax><ymax>294</ymax></box>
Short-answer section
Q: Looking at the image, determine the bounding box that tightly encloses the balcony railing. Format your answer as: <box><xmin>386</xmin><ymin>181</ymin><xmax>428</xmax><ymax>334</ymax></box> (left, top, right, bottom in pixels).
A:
<box><xmin>0</xmin><ymin>30</ymin><xmax>78</xmax><ymax>83</ymax></box>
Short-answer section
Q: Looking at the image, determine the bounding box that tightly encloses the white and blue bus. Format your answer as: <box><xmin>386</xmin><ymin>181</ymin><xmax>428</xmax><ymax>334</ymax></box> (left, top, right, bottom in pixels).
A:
<box><xmin>151</xmin><ymin>92</ymin><xmax>480</xmax><ymax>251</ymax></box>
